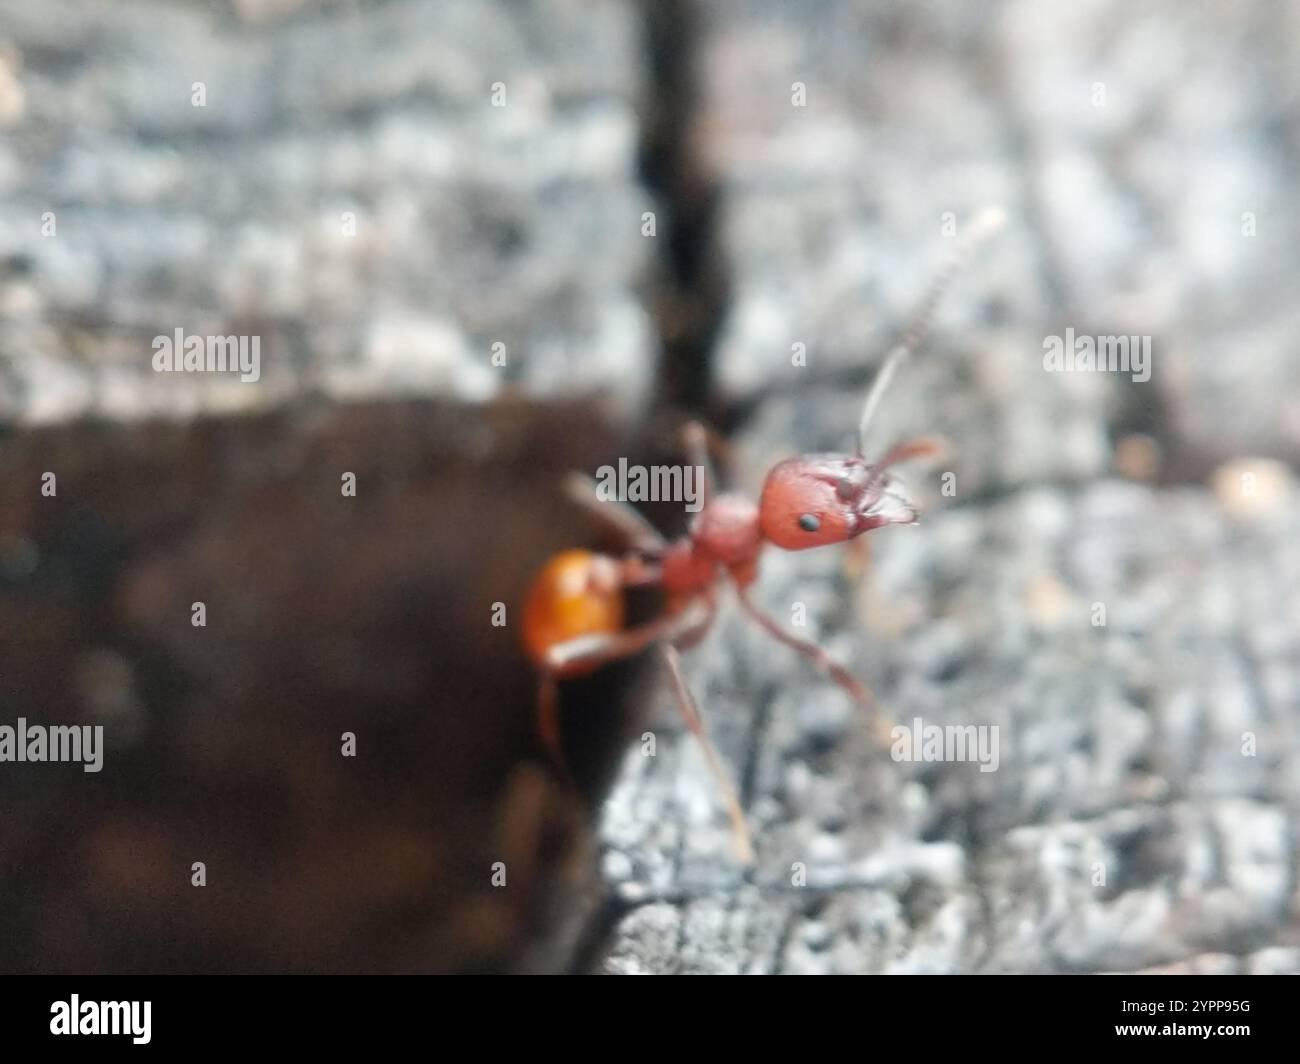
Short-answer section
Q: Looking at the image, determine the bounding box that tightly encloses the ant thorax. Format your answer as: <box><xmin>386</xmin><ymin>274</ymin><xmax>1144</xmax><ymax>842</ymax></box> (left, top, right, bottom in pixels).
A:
<box><xmin>658</xmin><ymin>494</ymin><xmax>763</xmax><ymax>598</ymax></box>
<box><xmin>687</xmin><ymin>494</ymin><xmax>763</xmax><ymax>570</ymax></box>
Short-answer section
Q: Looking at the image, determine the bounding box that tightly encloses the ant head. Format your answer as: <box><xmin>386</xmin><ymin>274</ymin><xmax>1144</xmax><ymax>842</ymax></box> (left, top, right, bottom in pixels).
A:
<box><xmin>757</xmin><ymin>451</ymin><xmax>920</xmax><ymax>551</ymax></box>
<box><xmin>756</xmin><ymin>208</ymin><xmax>1001</xmax><ymax>554</ymax></box>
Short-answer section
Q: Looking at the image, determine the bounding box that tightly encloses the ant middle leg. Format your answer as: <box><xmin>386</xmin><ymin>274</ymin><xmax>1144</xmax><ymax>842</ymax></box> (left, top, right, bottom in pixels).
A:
<box><xmin>533</xmin><ymin>601</ymin><xmax>714</xmax><ymax>781</ymax></box>
<box><xmin>658</xmin><ymin>644</ymin><xmax>754</xmax><ymax>864</ymax></box>
<box><xmin>656</xmin><ymin>594</ymin><xmax>756</xmax><ymax>862</ymax></box>
<box><xmin>542</xmin><ymin>599</ymin><xmax>712</xmax><ymax>676</ymax></box>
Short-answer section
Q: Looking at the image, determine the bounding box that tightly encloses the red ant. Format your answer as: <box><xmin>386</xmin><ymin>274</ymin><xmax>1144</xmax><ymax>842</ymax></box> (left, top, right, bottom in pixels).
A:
<box><xmin>522</xmin><ymin>210</ymin><xmax>1004</xmax><ymax>862</ymax></box>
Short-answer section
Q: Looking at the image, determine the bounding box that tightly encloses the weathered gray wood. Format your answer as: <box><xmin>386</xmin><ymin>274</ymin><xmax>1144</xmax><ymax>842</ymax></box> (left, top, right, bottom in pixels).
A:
<box><xmin>0</xmin><ymin>0</ymin><xmax>656</xmax><ymax>422</ymax></box>
<box><xmin>698</xmin><ymin>0</ymin><xmax>1300</xmax><ymax>491</ymax></box>
<box><xmin>593</xmin><ymin>481</ymin><xmax>1300</xmax><ymax>973</ymax></box>
<box><xmin>586</xmin><ymin>0</ymin><xmax>1300</xmax><ymax>974</ymax></box>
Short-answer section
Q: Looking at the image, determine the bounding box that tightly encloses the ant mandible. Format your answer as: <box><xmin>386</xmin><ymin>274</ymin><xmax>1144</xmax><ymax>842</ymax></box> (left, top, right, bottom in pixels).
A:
<box><xmin>522</xmin><ymin>209</ymin><xmax>1005</xmax><ymax>862</ymax></box>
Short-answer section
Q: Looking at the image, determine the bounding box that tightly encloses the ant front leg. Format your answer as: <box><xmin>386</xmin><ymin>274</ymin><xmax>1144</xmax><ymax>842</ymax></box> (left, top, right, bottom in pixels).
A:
<box><xmin>733</xmin><ymin>582</ymin><xmax>894</xmax><ymax>747</ymax></box>
<box><xmin>733</xmin><ymin>583</ymin><xmax>871</xmax><ymax>706</ymax></box>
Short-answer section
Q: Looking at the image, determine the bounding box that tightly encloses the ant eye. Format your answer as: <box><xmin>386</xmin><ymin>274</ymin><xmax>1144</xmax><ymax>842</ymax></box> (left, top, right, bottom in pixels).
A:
<box><xmin>798</xmin><ymin>514</ymin><xmax>820</xmax><ymax>533</ymax></box>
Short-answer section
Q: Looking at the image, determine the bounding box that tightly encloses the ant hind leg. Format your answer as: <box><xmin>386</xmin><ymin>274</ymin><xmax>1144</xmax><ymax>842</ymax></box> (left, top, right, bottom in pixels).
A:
<box><xmin>563</xmin><ymin>472</ymin><xmax>667</xmax><ymax>554</ymax></box>
<box><xmin>680</xmin><ymin>420</ymin><xmax>719</xmax><ymax>505</ymax></box>
<box><xmin>535</xmin><ymin>673</ymin><xmax>577</xmax><ymax>790</ymax></box>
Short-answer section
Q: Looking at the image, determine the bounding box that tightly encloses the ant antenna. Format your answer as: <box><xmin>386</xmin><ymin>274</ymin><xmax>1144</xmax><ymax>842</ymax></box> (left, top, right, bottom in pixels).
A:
<box><xmin>857</xmin><ymin>207</ymin><xmax>1006</xmax><ymax>456</ymax></box>
<box><xmin>860</xmin><ymin>436</ymin><xmax>944</xmax><ymax>498</ymax></box>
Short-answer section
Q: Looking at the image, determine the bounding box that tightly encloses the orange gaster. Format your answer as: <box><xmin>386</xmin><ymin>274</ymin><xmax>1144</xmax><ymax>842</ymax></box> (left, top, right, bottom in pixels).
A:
<box><xmin>522</xmin><ymin>550</ymin><xmax>624</xmax><ymax>678</ymax></box>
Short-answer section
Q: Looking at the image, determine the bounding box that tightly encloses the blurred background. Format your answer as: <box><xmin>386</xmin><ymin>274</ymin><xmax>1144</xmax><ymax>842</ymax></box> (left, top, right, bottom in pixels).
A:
<box><xmin>0</xmin><ymin>0</ymin><xmax>1297</xmax><ymax>973</ymax></box>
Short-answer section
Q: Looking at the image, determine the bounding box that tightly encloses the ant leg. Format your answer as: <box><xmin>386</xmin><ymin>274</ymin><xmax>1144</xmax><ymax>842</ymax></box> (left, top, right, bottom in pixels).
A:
<box><xmin>733</xmin><ymin>583</ymin><xmax>894</xmax><ymax>747</ymax></box>
<box><xmin>842</xmin><ymin>531</ymin><xmax>873</xmax><ymax>584</ymax></box>
<box><xmin>534</xmin><ymin>604</ymin><xmax>704</xmax><ymax>785</ymax></box>
<box><xmin>670</xmin><ymin>590</ymin><xmax>718</xmax><ymax>652</ymax></box>
<box><xmin>733</xmin><ymin>583</ymin><xmax>872</xmax><ymax>707</ymax></box>
<box><xmin>680</xmin><ymin>420</ymin><xmax>717</xmax><ymax>505</ymax></box>
<box><xmin>535</xmin><ymin>673</ymin><xmax>577</xmax><ymax>789</ymax></box>
<box><xmin>563</xmin><ymin>472</ymin><xmax>667</xmax><ymax>554</ymax></box>
<box><xmin>543</xmin><ymin>599</ymin><xmax>711</xmax><ymax>676</ymax></box>
<box><xmin>658</xmin><ymin>644</ymin><xmax>754</xmax><ymax>865</ymax></box>
<box><xmin>534</xmin><ymin>600</ymin><xmax>713</xmax><ymax>785</ymax></box>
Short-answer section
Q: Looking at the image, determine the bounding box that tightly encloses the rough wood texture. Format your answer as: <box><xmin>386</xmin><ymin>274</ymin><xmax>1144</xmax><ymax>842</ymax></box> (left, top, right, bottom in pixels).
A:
<box><xmin>593</xmin><ymin>482</ymin><xmax>1300</xmax><ymax>972</ymax></box>
<box><xmin>0</xmin><ymin>0</ymin><xmax>655</xmax><ymax>422</ymax></box>
<box><xmin>703</xmin><ymin>0</ymin><xmax>1300</xmax><ymax>489</ymax></box>
<box><xmin>585</xmin><ymin>0</ymin><xmax>1300</xmax><ymax>973</ymax></box>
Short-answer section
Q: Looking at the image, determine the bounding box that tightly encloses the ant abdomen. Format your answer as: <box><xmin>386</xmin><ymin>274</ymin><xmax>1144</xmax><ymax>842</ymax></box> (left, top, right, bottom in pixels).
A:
<box><xmin>522</xmin><ymin>549</ymin><xmax>624</xmax><ymax>677</ymax></box>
